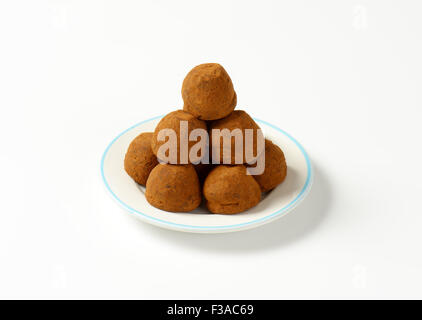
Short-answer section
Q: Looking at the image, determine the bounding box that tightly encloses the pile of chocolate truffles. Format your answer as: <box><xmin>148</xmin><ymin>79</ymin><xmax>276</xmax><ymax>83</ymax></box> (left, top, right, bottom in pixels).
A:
<box><xmin>124</xmin><ymin>63</ymin><xmax>287</xmax><ymax>214</ymax></box>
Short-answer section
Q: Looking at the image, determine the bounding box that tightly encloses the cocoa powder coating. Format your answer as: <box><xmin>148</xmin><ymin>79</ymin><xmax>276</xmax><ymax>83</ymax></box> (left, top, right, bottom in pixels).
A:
<box><xmin>182</xmin><ymin>63</ymin><xmax>237</xmax><ymax>120</ymax></box>
<box><xmin>146</xmin><ymin>164</ymin><xmax>201</xmax><ymax>212</ymax></box>
<box><xmin>124</xmin><ymin>132</ymin><xmax>158</xmax><ymax>185</ymax></box>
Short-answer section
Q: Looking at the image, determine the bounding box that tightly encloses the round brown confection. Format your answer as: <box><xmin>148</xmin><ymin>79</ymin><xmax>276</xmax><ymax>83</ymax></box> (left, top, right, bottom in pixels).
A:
<box><xmin>209</xmin><ymin>110</ymin><xmax>264</xmax><ymax>165</ymax></box>
<box><xmin>124</xmin><ymin>132</ymin><xmax>158</xmax><ymax>185</ymax></box>
<box><xmin>145</xmin><ymin>164</ymin><xmax>201</xmax><ymax>212</ymax></box>
<box><xmin>250</xmin><ymin>139</ymin><xmax>287</xmax><ymax>192</ymax></box>
<box><xmin>151</xmin><ymin>110</ymin><xmax>207</xmax><ymax>164</ymax></box>
<box><xmin>182</xmin><ymin>63</ymin><xmax>237</xmax><ymax>120</ymax></box>
<box><xmin>203</xmin><ymin>165</ymin><xmax>261</xmax><ymax>214</ymax></box>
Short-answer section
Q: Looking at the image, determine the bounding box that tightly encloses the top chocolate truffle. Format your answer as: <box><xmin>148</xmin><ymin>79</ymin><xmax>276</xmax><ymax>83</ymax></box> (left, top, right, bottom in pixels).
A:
<box><xmin>182</xmin><ymin>63</ymin><xmax>237</xmax><ymax>120</ymax></box>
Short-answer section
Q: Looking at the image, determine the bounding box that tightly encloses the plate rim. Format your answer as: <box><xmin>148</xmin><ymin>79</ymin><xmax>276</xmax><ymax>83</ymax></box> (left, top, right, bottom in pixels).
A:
<box><xmin>100</xmin><ymin>115</ymin><xmax>313</xmax><ymax>233</ymax></box>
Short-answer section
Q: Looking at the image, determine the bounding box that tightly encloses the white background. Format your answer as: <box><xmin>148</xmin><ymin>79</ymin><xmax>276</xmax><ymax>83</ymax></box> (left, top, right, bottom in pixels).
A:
<box><xmin>1</xmin><ymin>0</ymin><xmax>421</xmax><ymax>299</ymax></box>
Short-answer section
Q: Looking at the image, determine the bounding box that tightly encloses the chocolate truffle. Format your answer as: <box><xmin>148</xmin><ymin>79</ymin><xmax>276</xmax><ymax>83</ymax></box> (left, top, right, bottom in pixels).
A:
<box><xmin>151</xmin><ymin>110</ymin><xmax>207</xmax><ymax>164</ymax></box>
<box><xmin>250</xmin><ymin>139</ymin><xmax>287</xmax><ymax>192</ymax></box>
<box><xmin>182</xmin><ymin>63</ymin><xmax>237</xmax><ymax>120</ymax></box>
<box><xmin>124</xmin><ymin>132</ymin><xmax>158</xmax><ymax>185</ymax></box>
<box><xmin>203</xmin><ymin>165</ymin><xmax>261</xmax><ymax>214</ymax></box>
<box><xmin>145</xmin><ymin>164</ymin><xmax>201</xmax><ymax>212</ymax></box>
<box><xmin>209</xmin><ymin>110</ymin><xmax>264</xmax><ymax>165</ymax></box>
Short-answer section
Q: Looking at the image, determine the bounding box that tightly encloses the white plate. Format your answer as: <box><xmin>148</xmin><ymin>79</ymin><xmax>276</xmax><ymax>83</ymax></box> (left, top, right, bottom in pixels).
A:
<box><xmin>101</xmin><ymin>116</ymin><xmax>313</xmax><ymax>233</ymax></box>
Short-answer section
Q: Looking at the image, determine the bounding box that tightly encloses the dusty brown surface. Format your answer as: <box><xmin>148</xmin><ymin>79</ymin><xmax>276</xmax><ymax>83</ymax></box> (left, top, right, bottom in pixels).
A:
<box><xmin>203</xmin><ymin>165</ymin><xmax>261</xmax><ymax>214</ymax></box>
<box><xmin>182</xmin><ymin>63</ymin><xmax>236</xmax><ymax>120</ymax></box>
<box><xmin>209</xmin><ymin>110</ymin><xmax>264</xmax><ymax>165</ymax></box>
<box><xmin>124</xmin><ymin>132</ymin><xmax>158</xmax><ymax>185</ymax></box>
<box><xmin>145</xmin><ymin>164</ymin><xmax>201</xmax><ymax>212</ymax></box>
<box><xmin>250</xmin><ymin>139</ymin><xmax>287</xmax><ymax>192</ymax></box>
<box><xmin>151</xmin><ymin>110</ymin><xmax>207</xmax><ymax>164</ymax></box>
